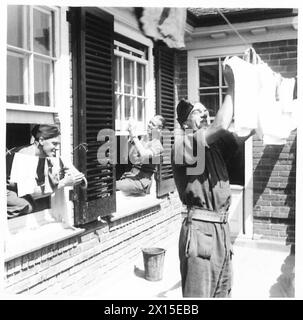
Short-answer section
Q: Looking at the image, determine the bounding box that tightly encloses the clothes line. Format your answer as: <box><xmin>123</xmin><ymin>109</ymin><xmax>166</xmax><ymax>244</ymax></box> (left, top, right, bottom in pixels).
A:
<box><xmin>224</xmin><ymin>54</ymin><xmax>298</xmax><ymax>145</ymax></box>
<box><xmin>216</xmin><ymin>8</ymin><xmax>250</xmax><ymax>47</ymax></box>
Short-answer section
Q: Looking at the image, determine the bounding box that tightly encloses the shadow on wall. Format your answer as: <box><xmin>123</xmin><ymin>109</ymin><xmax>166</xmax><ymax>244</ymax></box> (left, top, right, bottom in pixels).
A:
<box><xmin>253</xmin><ymin>143</ymin><xmax>283</xmax><ymax>209</ymax></box>
<box><xmin>269</xmin><ymin>134</ymin><xmax>296</xmax><ymax>298</ymax></box>
<box><xmin>253</xmin><ymin>133</ymin><xmax>296</xmax><ymax>246</ymax></box>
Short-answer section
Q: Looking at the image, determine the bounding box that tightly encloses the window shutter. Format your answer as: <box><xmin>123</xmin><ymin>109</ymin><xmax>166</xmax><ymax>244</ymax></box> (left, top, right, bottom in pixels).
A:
<box><xmin>154</xmin><ymin>43</ymin><xmax>176</xmax><ymax>197</ymax></box>
<box><xmin>70</xmin><ymin>7</ymin><xmax>116</xmax><ymax>226</ymax></box>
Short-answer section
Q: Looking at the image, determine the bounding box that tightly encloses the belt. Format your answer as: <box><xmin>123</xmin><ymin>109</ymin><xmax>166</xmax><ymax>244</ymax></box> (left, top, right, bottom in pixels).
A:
<box><xmin>187</xmin><ymin>207</ymin><xmax>228</xmax><ymax>224</ymax></box>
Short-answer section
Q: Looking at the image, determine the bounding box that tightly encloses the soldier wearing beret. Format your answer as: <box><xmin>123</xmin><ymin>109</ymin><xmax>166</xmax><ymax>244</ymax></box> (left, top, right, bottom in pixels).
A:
<box><xmin>6</xmin><ymin>124</ymin><xmax>85</xmax><ymax>217</ymax></box>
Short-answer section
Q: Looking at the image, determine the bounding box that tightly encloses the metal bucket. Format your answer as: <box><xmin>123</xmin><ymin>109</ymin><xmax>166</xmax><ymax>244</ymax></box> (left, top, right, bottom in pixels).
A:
<box><xmin>142</xmin><ymin>247</ymin><xmax>166</xmax><ymax>281</ymax></box>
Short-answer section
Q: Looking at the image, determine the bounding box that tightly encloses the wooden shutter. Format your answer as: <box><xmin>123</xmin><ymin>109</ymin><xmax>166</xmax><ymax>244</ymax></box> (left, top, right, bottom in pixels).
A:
<box><xmin>154</xmin><ymin>44</ymin><xmax>176</xmax><ymax>197</ymax></box>
<box><xmin>70</xmin><ymin>7</ymin><xmax>116</xmax><ymax>225</ymax></box>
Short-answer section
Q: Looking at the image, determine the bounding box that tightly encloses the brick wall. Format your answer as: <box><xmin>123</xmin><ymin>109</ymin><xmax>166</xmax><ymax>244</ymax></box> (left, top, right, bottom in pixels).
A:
<box><xmin>4</xmin><ymin>193</ymin><xmax>183</xmax><ymax>295</ymax></box>
<box><xmin>252</xmin><ymin>40</ymin><xmax>297</xmax><ymax>244</ymax></box>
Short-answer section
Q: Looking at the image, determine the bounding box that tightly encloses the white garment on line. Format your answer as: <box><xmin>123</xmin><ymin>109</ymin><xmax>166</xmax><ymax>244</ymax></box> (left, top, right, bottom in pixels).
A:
<box><xmin>224</xmin><ymin>56</ymin><xmax>297</xmax><ymax>145</ymax></box>
<box><xmin>223</xmin><ymin>56</ymin><xmax>261</xmax><ymax>137</ymax></box>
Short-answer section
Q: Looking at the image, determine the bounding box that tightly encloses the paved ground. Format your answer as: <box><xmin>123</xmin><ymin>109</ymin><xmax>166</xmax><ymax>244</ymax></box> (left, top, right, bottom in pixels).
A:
<box><xmin>80</xmin><ymin>232</ymin><xmax>295</xmax><ymax>299</ymax></box>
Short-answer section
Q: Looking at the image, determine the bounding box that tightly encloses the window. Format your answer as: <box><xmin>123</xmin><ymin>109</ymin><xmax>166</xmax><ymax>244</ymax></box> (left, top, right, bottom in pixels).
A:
<box><xmin>6</xmin><ymin>5</ymin><xmax>61</xmax><ymax>223</ymax></box>
<box><xmin>198</xmin><ymin>57</ymin><xmax>228</xmax><ymax>119</ymax></box>
<box><xmin>7</xmin><ymin>5</ymin><xmax>57</xmax><ymax>110</ymax></box>
<box><xmin>5</xmin><ymin>5</ymin><xmax>78</xmax><ymax>259</ymax></box>
<box><xmin>114</xmin><ymin>40</ymin><xmax>148</xmax><ymax>133</ymax></box>
<box><xmin>71</xmin><ymin>8</ymin><xmax>176</xmax><ymax>225</ymax></box>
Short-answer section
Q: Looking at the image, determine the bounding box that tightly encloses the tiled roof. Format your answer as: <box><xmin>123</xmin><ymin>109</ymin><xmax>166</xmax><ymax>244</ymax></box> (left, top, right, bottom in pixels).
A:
<box><xmin>187</xmin><ymin>8</ymin><xmax>250</xmax><ymax>17</ymax></box>
<box><xmin>186</xmin><ymin>8</ymin><xmax>297</xmax><ymax>27</ymax></box>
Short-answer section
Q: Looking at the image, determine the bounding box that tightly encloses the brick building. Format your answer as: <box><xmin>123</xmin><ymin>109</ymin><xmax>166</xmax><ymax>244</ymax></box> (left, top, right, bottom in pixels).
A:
<box><xmin>1</xmin><ymin>7</ymin><xmax>298</xmax><ymax>295</ymax></box>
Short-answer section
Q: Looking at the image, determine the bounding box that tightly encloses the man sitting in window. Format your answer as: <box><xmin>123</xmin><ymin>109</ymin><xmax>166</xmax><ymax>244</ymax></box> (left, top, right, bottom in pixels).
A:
<box><xmin>6</xmin><ymin>124</ymin><xmax>85</xmax><ymax>218</ymax></box>
<box><xmin>116</xmin><ymin>115</ymin><xmax>166</xmax><ymax>196</ymax></box>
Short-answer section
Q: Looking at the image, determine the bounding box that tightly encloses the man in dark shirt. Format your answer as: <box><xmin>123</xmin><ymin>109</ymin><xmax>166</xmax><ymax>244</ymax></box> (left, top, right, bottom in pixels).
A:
<box><xmin>173</xmin><ymin>66</ymin><xmax>253</xmax><ymax>297</ymax></box>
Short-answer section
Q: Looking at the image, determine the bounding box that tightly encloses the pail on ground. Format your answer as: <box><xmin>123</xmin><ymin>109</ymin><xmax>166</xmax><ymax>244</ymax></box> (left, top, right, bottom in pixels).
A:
<box><xmin>142</xmin><ymin>247</ymin><xmax>166</xmax><ymax>281</ymax></box>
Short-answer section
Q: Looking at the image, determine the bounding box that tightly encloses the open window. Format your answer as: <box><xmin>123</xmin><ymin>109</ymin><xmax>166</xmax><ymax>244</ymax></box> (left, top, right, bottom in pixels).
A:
<box><xmin>5</xmin><ymin>5</ymin><xmax>80</xmax><ymax>260</ymax></box>
<box><xmin>6</xmin><ymin>123</ymin><xmax>52</xmax><ymax>220</ymax></box>
<box><xmin>114</xmin><ymin>36</ymin><xmax>149</xmax><ymax>182</ymax></box>
<box><xmin>70</xmin><ymin>7</ymin><xmax>176</xmax><ymax>225</ymax></box>
<box><xmin>6</xmin><ymin>5</ymin><xmax>61</xmax><ymax>227</ymax></box>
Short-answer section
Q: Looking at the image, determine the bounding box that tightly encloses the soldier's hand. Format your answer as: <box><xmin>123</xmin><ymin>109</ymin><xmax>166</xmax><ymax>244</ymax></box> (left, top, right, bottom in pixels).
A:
<box><xmin>64</xmin><ymin>169</ymin><xmax>85</xmax><ymax>186</ymax></box>
<box><xmin>223</xmin><ymin>65</ymin><xmax>234</xmax><ymax>88</ymax></box>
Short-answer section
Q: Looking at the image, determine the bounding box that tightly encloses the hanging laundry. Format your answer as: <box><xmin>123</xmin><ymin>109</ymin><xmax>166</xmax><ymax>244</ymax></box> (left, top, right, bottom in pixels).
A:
<box><xmin>223</xmin><ymin>55</ymin><xmax>260</xmax><ymax>137</ymax></box>
<box><xmin>224</xmin><ymin>53</ymin><xmax>297</xmax><ymax>145</ymax></box>
<box><xmin>158</xmin><ymin>8</ymin><xmax>187</xmax><ymax>48</ymax></box>
<box><xmin>140</xmin><ymin>7</ymin><xmax>164</xmax><ymax>41</ymax></box>
<box><xmin>140</xmin><ymin>7</ymin><xmax>187</xmax><ymax>48</ymax></box>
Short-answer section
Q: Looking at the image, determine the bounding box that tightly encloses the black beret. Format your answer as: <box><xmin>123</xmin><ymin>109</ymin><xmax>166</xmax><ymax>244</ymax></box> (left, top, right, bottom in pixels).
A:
<box><xmin>176</xmin><ymin>99</ymin><xmax>194</xmax><ymax>126</ymax></box>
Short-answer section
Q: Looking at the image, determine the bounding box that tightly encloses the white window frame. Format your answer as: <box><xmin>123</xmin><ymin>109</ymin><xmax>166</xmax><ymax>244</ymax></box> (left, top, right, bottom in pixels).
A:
<box><xmin>187</xmin><ymin>45</ymin><xmax>248</xmax><ymax>103</ymax></box>
<box><xmin>114</xmin><ymin>40</ymin><xmax>148</xmax><ymax>135</ymax></box>
<box><xmin>4</xmin><ymin>6</ymin><xmax>81</xmax><ymax>261</ymax></box>
<box><xmin>198</xmin><ymin>56</ymin><xmax>229</xmax><ymax>120</ymax></box>
<box><xmin>103</xmin><ymin>7</ymin><xmax>155</xmax><ymax>137</ymax></box>
<box><xmin>6</xmin><ymin>5</ymin><xmax>60</xmax><ymax>117</ymax></box>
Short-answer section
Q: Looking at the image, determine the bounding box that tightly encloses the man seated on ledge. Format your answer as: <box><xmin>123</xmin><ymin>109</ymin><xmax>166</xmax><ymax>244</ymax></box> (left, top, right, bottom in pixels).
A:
<box><xmin>116</xmin><ymin>115</ymin><xmax>166</xmax><ymax>196</ymax></box>
<box><xmin>6</xmin><ymin>124</ymin><xmax>85</xmax><ymax>218</ymax></box>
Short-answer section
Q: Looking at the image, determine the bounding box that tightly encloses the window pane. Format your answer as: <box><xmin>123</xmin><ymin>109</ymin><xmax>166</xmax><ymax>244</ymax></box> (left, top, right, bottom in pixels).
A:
<box><xmin>114</xmin><ymin>56</ymin><xmax>121</xmax><ymax>92</ymax></box>
<box><xmin>7</xmin><ymin>5</ymin><xmax>28</xmax><ymax>49</ymax></box>
<box><xmin>115</xmin><ymin>94</ymin><xmax>122</xmax><ymax>121</ymax></box>
<box><xmin>7</xmin><ymin>54</ymin><xmax>25</xmax><ymax>104</ymax></box>
<box><xmin>199</xmin><ymin>60</ymin><xmax>219</xmax><ymax>87</ymax></box>
<box><xmin>199</xmin><ymin>89</ymin><xmax>220</xmax><ymax>117</ymax></box>
<box><xmin>124</xmin><ymin>59</ymin><xmax>134</xmax><ymax>94</ymax></box>
<box><xmin>137</xmin><ymin>63</ymin><xmax>145</xmax><ymax>96</ymax></box>
<box><xmin>125</xmin><ymin>96</ymin><xmax>134</xmax><ymax>119</ymax></box>
<box><xmin>137</xmin><ymin>98</ymin><xmax>145</xmax><ymax>122</ymax></box>
<box><xmin>34</xmin><ymin>58</ymin><xmax>51</xmax><ymax>106</ymax></box>
<box><xmin>33</xmin><ymin>8</ymin><xmax>53</xmax><ymax>56</ymax></box>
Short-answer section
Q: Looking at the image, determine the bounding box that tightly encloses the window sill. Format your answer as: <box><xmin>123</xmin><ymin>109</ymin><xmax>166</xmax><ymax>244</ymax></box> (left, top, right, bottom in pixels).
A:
<box><xmin>4</xmin><ymin>222</ymin><xmax>84</xmax><ymax>262</ymax></box>
<box><xmin>6</xmin><ymin>108</ymin><xmax>56</xmax><ymax>124</ymax></box>
<box><xmin>6</xmin><ymin>104</ymin><xmax>56</xmax><ymax>113</ymax></box>
<box><xmin>115</xmin><ymin>130</ymin><xmax>147</xmax><ymax>136</ymax></box>
<box><xmin>109</xmin><ymin>191</ymin><xmax>163</xmax><ymax>223</ymax></box>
